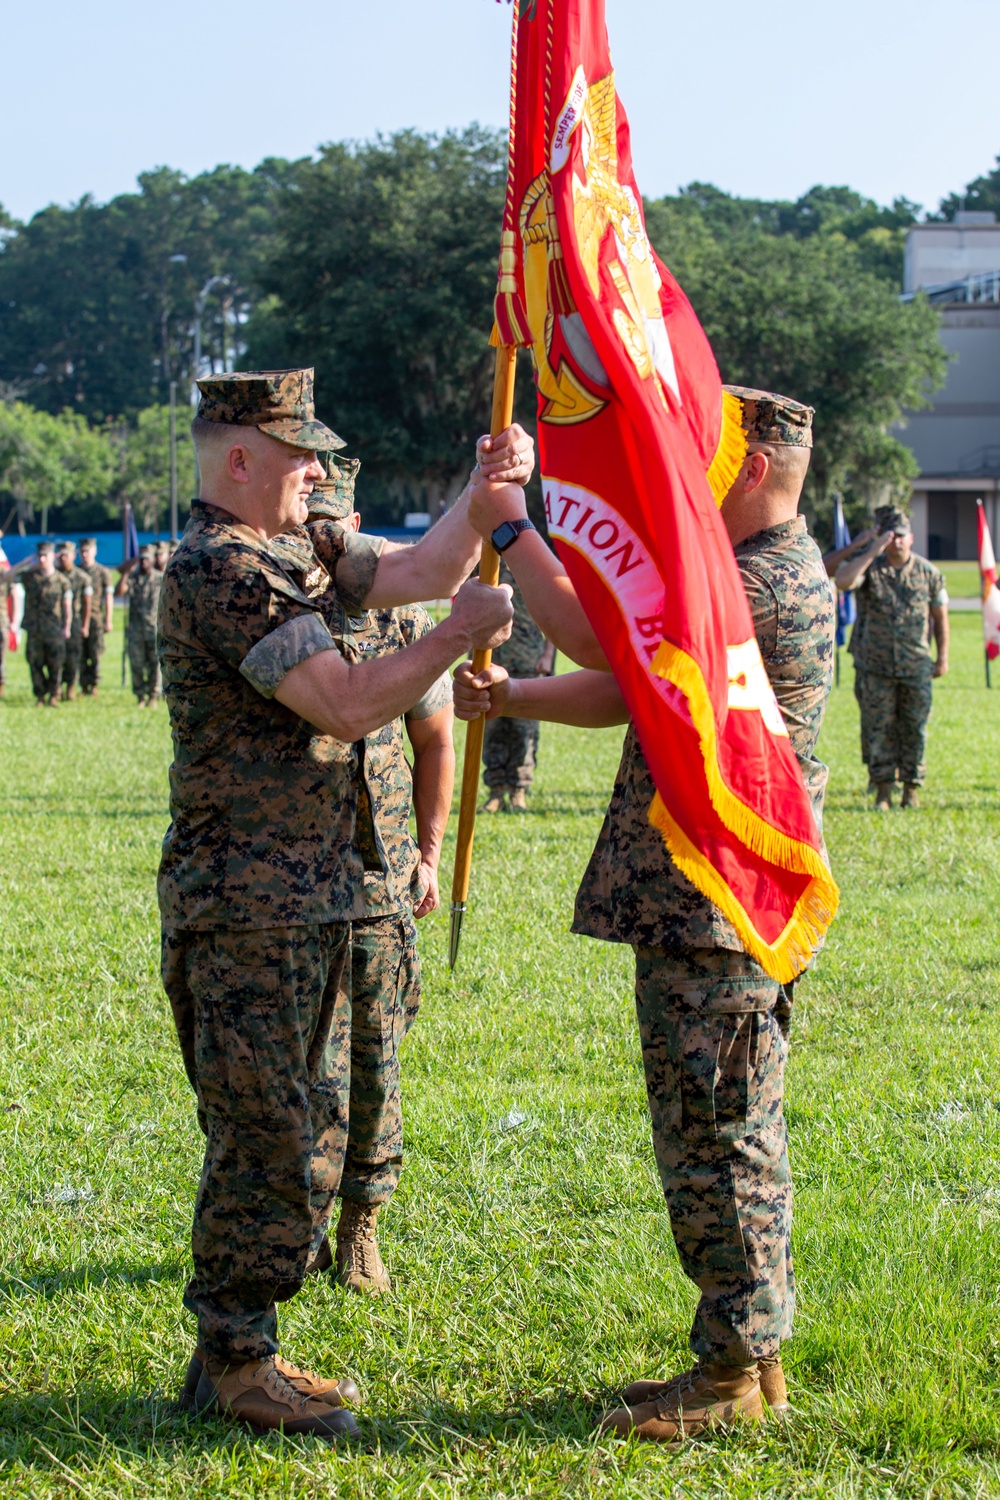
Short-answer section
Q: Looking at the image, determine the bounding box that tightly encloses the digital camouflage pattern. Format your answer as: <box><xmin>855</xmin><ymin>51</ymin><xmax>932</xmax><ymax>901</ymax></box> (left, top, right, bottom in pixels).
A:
<box><xmin>574</xmin><ymin>516</ymin><xmax>836</xmax><ymax>947</ymax></box>
<box><xmin>339</xmin><ymin>912</ymin><xmax>421</xmax><ymax>1205</ymax></box>
<box><xmin>574</xmin><ymin>514</ymin><xmax>832</xmax><ymax>1367</ymax></box>
<box><xmin>58</xmin><ymin>563</ymin><xmax>93</xmax><ymax>692</ymax></box>
<box><xmin>634</xmin><ymin>947</ymin><xmax>791</xmax><ymax>1363</ymax></box>
<box><xmin>309</xmin><ymin>451</ymin><xmax>360</xmax><ymax>519</ymax></box>
<box><xmin>159</xmin><ymin>493</ymin><xmax>390</xmax><ymax>1363</ymax></box>
<box><xmin>483</xmin><ymin>560</ymin><xmax>546</xmax><ymax>792</ymax></box>
<box><xmin>157</xmin><ymin>500</ymin><xmax>382</xmax><ymax>930</ymax></box>
<box><xmin>861</xmin><ymin>671</ymin><xmax>934</xmax><ymax>786</ymax></box>
<box><xmin>735</xmin><ymin>518</ymin><xmax>836</xmax><ymax>824</ymax></box>
<box><xmin>81</xmin><ymin>561</ymin><xmax>114</xmax><ymax>691</ymax></box>
<box><xmin>22</xmin><ymin>566</ymin><xmax>71</xmax><ymax>701</ymax></box>
<box><xmin>724</xmin><ymin>386</ymin><xmax>814</xmax><ymax>449</ymax></box>
<box><xmin>350</xmin><ymin>602</ymin><xmax>451</xmax><ymax>917</ymax></box>
<box><xmin>851</xmin><ymin>552</ymin><xmax>945</xmax><ymax>785</ymax></box>
<box><xmin>196</xmin><ymin>368</ymin><xmax>345</xmax><ymax>453</ymax></box>
<box><xmin>161</xmin><ymin>921</ymin><xmax>352</xmax><ymax>1361</ymax></box>
<box><xmin>124</xmin><ymin>566</ymin><xmax>163</xmax><ymax>641</ymax></box>
<box><xmin>852</xmin><ymin>553</ymin><xmax>946</xmax><ymax>677</ymax></box>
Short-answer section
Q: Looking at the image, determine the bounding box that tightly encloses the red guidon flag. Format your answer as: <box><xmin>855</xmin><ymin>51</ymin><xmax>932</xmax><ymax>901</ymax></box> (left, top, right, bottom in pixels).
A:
<box><xmin>493</xmin><ymin>0</ymin><xmax>838</xmax><ymax>981</ymax></box>
<box><xmin>978</xmin><ymin>499</ymin><xmax>1000</xmax><ymax>661</ymax></box>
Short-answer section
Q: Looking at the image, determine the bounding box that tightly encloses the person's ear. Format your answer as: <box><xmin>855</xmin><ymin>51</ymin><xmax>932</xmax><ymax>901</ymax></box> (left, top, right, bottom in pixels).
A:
<box><xmin>743</xmin><ymin>450</ymin><xmax>769</xmax><ymax>496</ymax></box>
<box><xmin>227</xmin><ymin>443</ymin><xmax>251</xmax><ymax>484</ymax></box>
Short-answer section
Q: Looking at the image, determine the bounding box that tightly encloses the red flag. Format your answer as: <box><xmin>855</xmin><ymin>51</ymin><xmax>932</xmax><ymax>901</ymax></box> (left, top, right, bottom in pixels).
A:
<box><xmin>977</xmin><ymin>500</ymin><xmax>1000</xmax><ymax>661</ymax></box>
<box><xmin>494</xmin><ymin>0</ymin><xmax>838</xmax><ymax>981</ymax></box>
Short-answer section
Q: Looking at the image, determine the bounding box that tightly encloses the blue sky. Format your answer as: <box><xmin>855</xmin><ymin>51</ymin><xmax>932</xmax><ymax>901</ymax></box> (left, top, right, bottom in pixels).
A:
<box><xmin>4</xmin><ymin>0</ymin><xmax>998</xmax><ymax>223</ymax></box>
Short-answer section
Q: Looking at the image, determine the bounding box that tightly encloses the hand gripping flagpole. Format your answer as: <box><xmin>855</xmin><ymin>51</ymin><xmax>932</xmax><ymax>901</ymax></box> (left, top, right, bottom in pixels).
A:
<box><xmin>449</xmin><ymin>343</ymin><xmax>517</xmax><ymax>970</ymax></box>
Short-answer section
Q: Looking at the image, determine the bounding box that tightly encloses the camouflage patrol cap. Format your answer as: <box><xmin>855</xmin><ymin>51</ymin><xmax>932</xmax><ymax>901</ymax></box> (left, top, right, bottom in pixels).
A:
<box><xmin>309</xmin><ymin>451</ymin><xmax>361</xmax><ymax>521</ymax></box>
<box><xmin>138</xmin><ymin>544</ymin><xmax>155</xmax><ymax>559</ymax></box>
<box><xmin>874</xmin><ymin>504</ymin><xmax>911</xmax><ymax>533</ymax></box>
<box><xmin>723</xmin><ymin>386</ymin><xmax>814</xmax><ymax>448</ymax></box>
<box><xmin>37</xmin><ymin>541</ymin><xmax>54</xmax><ymax>556</ymax></box>
<box><xmin>195</xmin><ymin>368</ymin><xmax>345</xmax><ymax>452</ymax></box>
<box><xmin>56</xmin><ymin>540</ymin><xmax>75</xmax><ymax>555</ymax></box>
<box><xmin>80</xmin><ymin>537</ymin><xmax>97</xmax><ymax>548</ymax></box>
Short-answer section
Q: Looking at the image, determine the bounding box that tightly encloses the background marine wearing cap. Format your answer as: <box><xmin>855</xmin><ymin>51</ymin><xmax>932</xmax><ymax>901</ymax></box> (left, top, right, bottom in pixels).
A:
<box><xmin>293</xmin><ymin>449</ymin><xmax>456</xmax><ymax>1297</ymax></box>
<box><xmin>21</xmin><ymin>541</ymin><xmax>72</xmax><ymax>707</ymax></box>
<box><xmin>78</xmin><ymin>538</ymin><xmax>115</xmax><ymax>695</ymax></box>
<box><xmin>115</xmin><ymin>544</ymin><xmax>163</xmax><ymax>706</ymax></box>
<box><xmin>157</xmin><ymin>367</ymin><xmax>524</xmax><ymax>1438</ymax></box>
<box><xmin>453</xmin><ymin>384</ymin><xmax>835</xmax><ymax>1443</ymax></box>
<box><xmin>835</xmin><ymin>505</ymin><xmax>949</xmax><ymax>809</ymax></box>
<box><xmin>55</xmin><ymin>541</ymin><xmax>93</xmax><ymax>701</ymax></box>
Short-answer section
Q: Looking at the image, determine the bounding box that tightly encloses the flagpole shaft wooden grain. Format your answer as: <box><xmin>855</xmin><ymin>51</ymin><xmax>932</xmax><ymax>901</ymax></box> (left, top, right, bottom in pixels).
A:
<box><xmin>449</xmin><ymin>345</ymin><xmax>517</xmax><ymax>966</ymax></box>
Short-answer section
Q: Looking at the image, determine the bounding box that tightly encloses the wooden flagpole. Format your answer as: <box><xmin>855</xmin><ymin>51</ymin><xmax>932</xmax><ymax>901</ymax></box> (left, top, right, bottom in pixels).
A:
<box><xmin>449</xmin><ymin>343</ymin><xmax>517</xmax><ymax>970</ymax></box>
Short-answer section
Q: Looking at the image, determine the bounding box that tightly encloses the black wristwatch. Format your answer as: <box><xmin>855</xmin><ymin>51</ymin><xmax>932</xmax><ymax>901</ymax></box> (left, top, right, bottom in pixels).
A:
<box><xmin>491</xmin><ymin>518</ymin><xmax>535</xmax><ymax>553</ymax></box>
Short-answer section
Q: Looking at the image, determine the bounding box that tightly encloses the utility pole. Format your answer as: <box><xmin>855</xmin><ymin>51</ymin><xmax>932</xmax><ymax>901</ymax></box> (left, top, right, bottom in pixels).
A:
<box><xmin>169</xmin><ymin>380</ymin><xmax>178</xmax><ymax>541</ymax></box>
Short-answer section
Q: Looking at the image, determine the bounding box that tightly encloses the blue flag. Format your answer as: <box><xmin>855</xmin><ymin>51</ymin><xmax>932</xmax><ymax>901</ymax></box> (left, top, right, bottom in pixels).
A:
<box><xmin>123</xmin><ymin>504</ymin><xmax>140</xmax><ymax>564</ymax></box>
<box><xmin>833</xmin><ymin>494</ymin><xmax>856</xmax><ymax>647</ymax></box>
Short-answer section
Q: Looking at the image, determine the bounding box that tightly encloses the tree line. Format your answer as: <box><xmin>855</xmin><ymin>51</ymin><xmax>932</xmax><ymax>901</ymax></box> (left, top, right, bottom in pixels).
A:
<box><xmin>2</xmin><ymin>131</ymin><xmax>995</xmax><ymax>539</ymax></box>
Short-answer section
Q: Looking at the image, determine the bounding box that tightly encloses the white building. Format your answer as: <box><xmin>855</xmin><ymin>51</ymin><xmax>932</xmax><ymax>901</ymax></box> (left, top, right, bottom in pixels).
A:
<box><xmin>897</xmin><ymin>212</ymin><xmax>1000</xmax><ymax>558</ymax></box>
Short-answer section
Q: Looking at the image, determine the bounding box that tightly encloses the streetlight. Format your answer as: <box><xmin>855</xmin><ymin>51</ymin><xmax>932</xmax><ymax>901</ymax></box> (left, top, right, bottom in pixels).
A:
<box><xmin>191</xmin><ymin>274</ymin><xmax>231</xmax><ymax>495</ymax></box>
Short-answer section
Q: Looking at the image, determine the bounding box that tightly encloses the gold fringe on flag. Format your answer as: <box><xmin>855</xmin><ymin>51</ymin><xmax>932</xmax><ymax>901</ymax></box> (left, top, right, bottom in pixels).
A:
<box><xmin>705</xmin><ymin>390</ymin><xmax>748</xmax><ymax>508</ymax></box>
<box><xmin>648</xmin><ymin>638</ymin><xmax>840</xmax><ymax>983</ymax></box>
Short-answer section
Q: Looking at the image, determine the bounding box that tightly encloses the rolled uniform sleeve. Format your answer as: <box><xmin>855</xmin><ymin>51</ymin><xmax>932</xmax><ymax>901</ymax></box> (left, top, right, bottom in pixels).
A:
<box><xmin>306</xmin><ymin>517</ymin><xmax>385</xmax><ymax>614</ymax></box>
<box><xmin>240</xmin><ymin>612</ymin><xmax>338</xmax><ymax>698</ymax></box>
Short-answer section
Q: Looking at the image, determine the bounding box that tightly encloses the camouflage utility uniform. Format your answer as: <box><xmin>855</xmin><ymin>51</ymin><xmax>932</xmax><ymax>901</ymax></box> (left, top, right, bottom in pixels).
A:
<box><xmin>340</xmin><ymin>602</ymin><xmax>450</xmax><ymax>1205</ymax></box>
<box><xmin>59</xmin><ymin>564</ymin><xmax>93</xmax><ymax>694</ymax></box>
<box><xmin>575</xmin><ymin>516</ymin><xmax>835</xmax><ymax>1367</ymax></box>
<box><xmin>158</xmin><ymin>499</ymin><xmax>383</xmax><ymax>1363</ymax></box>
<box><xmin>482</xmin><ymin>560</ymin><xmax>547</xmax><ymax>794</ymax></box>
<box><xmin>304</xmin><ymin>475</ymin><xmax>451</xmax><ymax>1210</ymax></box>
<box><xmin>125</xmin><ymin>566</ymin><xmax>164</xmax><ymax>702</ymax></box>
<box><xmin>852</xmin><ymin>554</ymin><xmax>946</xmax><ymax>788</ymax></box>
<box><xmin>22</xmin><ymin>566</ymin><xmax>72</xmax><ymax>702</ymax></box>
<box><xmin>81</xmin><ymin>560</ymin><xmax>114</xmax><ymax>692</ymax></box>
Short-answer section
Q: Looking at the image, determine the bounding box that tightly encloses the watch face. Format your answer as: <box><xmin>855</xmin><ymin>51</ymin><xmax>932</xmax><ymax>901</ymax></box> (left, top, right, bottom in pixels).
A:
<box><xmin>494</xmin><ymin>521</ymin><xmax>517</xmax><ymax>551</ymax></box>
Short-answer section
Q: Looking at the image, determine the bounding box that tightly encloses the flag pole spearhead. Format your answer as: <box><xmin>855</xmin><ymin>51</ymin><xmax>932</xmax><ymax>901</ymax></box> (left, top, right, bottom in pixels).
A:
<box><xmin>448</xmin><ymin>902</ymin><xmax>466</xmax><ymax>971</ymax></box>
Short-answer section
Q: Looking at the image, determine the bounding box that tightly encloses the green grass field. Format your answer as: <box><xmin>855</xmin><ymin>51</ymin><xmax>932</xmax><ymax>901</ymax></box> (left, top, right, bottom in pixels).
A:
<box><xmin>938</xmin><ymin>562</ymin><xmax>982</xmax><ymax>599</ymax></box>
<box><xmin>1</xmin><ymin>614</ymin><xmax>999</xmax><ymax>1498</ymax></box>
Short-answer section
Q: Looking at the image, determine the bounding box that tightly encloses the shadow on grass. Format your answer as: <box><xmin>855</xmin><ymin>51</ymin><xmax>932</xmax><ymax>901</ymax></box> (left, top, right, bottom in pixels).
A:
<box><xmin>0</xmin><ymin>1386</ymin><xmax>605</xmax><ymax>1467</ymax></box>
<box><xmin>0</xmin><ymin>1261</ymin><xmax>184</xmax><ymax>1300</ymax></box>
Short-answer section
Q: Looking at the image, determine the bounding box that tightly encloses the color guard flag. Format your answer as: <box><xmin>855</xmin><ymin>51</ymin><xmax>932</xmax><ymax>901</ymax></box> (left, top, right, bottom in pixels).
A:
<box><xmin>832</xmin><ymin>494</ymin><xmax>856</xmax><ymax>648</ymax></box>
<box><xmin>977</xmin><ymin>499</ymin><xmax>1000</xmax><ymax>661</ymax></box>
<box><xmin>493</xmin><ymin>0</ymin><xmax>838</xmax><ymax>981</ymax></box>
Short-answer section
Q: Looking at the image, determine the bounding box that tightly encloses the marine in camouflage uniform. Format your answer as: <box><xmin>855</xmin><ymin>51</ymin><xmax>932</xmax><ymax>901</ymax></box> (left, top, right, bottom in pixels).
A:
<box><xmin>56</xmin><ymin>542</ymin><xmax>93</xmax><ymax>699</ymax></box>
<box><xmin>118</xmin><ymin>546</ymin><xmax>163</xmax><ymax>703</ymax></box>
<box><xmin>461</xmin><ymin>386</ymin><xmax>834</xmax><ymax>1437</ymax></box>
<box><xmin>838</xmin><ymin>507</ymin><xmax>949</xmax><ymax>808</ymax></box>
<box><xmin>22</xmin><ymin>543</ymin><xmax>73</xmax><ymax>705</ymax></box>
<box><xmin>304</xmin><ymin>456</ymin><xmax>454</xmax><ymax>1293</ymax></box>
<box><xmin>482</xmin><ymin>559</ymin><xmax>553</xmax><ymax>811</ymax></box>
<box><xmin>160</xmin><ymin>368</ymin><xmax>516</xmax><ymax>1434</ymax></box>
<box><xmin>80</xmin><ymin>538</ymin><xmax>115</xmax><ymax>694</ymax></box>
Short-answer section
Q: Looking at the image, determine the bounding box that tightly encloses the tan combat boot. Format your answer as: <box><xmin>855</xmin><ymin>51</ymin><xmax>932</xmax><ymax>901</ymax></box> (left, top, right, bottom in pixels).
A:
<box><xmin>598</xmin><ymin>1360</ymin><xmax>763</xmax><ymax>1443</ymax></box>
<box><xmin>509</xmin><ymin>787</ymin><xmax>528</xmax><ymax>812</ymax></box>
<box><xmin>179</xmin><ymin>1347</ymin><xmax>359</xmax><ymax>1412</ymax></box>
<box><xmin>874</xmin><ymin>781</ymin><xmax>894</xmax><ymax>811</ymax></box>
<box><xmin>621</xmin><ymin>1355</ymin><xmax>787</xmax><ymax>1414</ymax></box>
<box><xmin>192</xmin><ymin>1355</ymin><xmax>359</xmax><ymax>1438</ymax></box>
<box><xmin>336</xmin><ymin>1201</ymin><xmax>391</xmax><ymax>1294</ymax></box>
<box><xmin>901</xmin><ymin>783</ymin><xmax>920</xmax><ymax>809</ymax></box>
<box><xmin>481</xmin><ymin>790</ymin><xmax>507</xmax><ymax>813</ymax></box>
